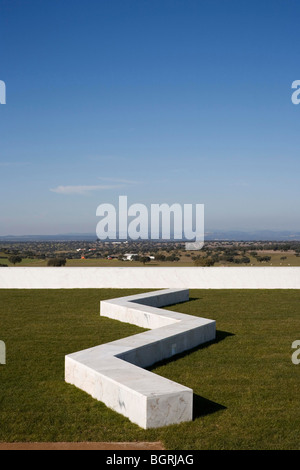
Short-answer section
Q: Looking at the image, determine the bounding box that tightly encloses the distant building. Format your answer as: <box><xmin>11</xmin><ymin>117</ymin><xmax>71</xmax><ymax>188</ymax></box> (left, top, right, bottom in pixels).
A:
<box><xmin>123</xmin><ymin>253</ymin><xmax>138</xmax><ymax>261</ymax></box>
<box><xmin>123</xmin><ymin>253</ymin><xmax>155</xmax><ymax>261</ymax></box>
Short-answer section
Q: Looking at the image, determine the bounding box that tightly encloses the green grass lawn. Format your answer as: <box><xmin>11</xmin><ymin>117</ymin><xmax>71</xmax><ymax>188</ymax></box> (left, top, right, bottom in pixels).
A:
<box><xmin>0</xmin><ymin>288</ymin><xmax>299</xmax><ymax>449</ymax></box>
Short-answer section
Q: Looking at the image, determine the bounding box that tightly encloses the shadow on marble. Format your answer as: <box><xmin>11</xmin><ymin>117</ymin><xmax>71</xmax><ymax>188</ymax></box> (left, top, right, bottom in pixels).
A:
<box><xmin>147</xmin><ymin>330</ymin><xmax>234</xmax><ymax>370</ymax></box>
<box><xmin>145</xmin><ymin>330</ymin><xmax>232</xmax><ymax>421</ymax></box>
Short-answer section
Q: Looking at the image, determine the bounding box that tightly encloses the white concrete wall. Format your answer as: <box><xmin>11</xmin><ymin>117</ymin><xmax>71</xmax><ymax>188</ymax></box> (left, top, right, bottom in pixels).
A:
<box><xmin>1</xmin><ymin>266</ymin><xmax>300</xmax><ymax>289</ymax></box>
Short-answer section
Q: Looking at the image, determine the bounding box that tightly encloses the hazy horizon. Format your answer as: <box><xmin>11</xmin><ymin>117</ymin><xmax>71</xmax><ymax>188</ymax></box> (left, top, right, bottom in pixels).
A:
<box><xmin>2</xmin><ymin>228</ymin><xmax>300</xmax><ymax>243</ymax></box>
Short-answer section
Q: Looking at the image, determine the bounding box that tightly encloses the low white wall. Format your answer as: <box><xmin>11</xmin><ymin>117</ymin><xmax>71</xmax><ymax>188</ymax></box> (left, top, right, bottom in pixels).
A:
<box><xmin>1</xmin><ymin>266</ymin><xmax>300</xmax><ymax>289</ymax></box>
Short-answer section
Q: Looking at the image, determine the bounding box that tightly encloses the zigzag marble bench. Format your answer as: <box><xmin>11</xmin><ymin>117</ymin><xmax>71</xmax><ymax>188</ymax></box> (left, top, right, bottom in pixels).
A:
<box><xmin>65</xmin><ymin>289</ymin><xmax>216</xmax><ymax>429</ymax></box>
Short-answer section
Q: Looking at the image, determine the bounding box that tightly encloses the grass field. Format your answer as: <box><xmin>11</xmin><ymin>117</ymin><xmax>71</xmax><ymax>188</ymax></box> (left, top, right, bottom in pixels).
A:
<box><xmin>0</xmin><ymin>256</ymin><xmax>187</xmax><ymax>267</ymax></box>
<box><xmin>2</xmin><ymin>252</ymin><xmax>300</xmax><ymax>267</ymax></box>
<box><xmin>0</xmin><ymin>288</ymin><xmax>299</xmax><ymax>449</ymax></box>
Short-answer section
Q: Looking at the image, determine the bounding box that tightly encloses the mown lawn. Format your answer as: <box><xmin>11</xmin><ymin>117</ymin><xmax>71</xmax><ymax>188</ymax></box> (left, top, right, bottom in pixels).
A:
<box><xmin>0</xmin><ymin>289</ymin><xmax>299</xmax><ymax>449</ymax></box>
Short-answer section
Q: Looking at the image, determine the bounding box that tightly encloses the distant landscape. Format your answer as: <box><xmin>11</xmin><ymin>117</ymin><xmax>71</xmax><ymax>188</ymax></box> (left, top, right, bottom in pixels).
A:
<box><xmin>1</xmin><ymin>237</ymin><xmax>300</xmax><ymax>267</ymax></box>
<box><xmin>2</xmin><ymin>229</ymin><xmax>300</xmax><ymax>242</ymax></box>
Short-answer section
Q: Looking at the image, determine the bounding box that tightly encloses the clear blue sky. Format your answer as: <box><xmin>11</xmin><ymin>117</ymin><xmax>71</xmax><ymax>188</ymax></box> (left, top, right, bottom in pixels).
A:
<box><xmin>1</xmin><ymin>0</ymin><xmax>300</xmax><ymax>235</ymax></box>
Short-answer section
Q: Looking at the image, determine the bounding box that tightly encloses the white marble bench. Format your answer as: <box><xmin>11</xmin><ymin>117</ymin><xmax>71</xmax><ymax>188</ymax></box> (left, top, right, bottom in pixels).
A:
<box><xmin>0</xmin><ymin>340</ymin><xmax>5</xmax><ymax>365</ymax></box>
<box><xmin>65</xmin><ymin>289</ymin><xmax>216</xmax><ymax>429</ymax></box>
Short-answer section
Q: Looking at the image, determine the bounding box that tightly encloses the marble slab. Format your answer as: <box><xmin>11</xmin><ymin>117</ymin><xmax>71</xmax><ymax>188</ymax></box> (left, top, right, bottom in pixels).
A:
<box><xmin>65</xmin><ymin>288</ymin><xmax>216</xmax><ymax>428</ymax></box>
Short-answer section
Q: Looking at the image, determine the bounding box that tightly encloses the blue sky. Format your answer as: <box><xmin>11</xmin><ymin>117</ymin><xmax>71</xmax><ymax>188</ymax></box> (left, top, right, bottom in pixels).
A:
<box><xmin>1</xmin><ymin>0</ymin><xmax>300</xmax><ymax>235</ymax></box>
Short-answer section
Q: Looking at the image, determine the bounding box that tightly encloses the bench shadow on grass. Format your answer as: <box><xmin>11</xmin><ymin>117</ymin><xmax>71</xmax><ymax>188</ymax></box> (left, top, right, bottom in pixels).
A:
<box><xmin>148</xmin><ymin>329</ymin><xmax>234</xmax><ymax>420</ymax></box>
<box><xmin>193</xmin><ymin>394</ymin><xmax>226</xmax><ymax>420</ymax></box>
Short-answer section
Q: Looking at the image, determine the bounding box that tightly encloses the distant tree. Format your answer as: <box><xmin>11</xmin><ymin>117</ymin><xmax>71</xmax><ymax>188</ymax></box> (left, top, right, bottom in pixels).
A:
<box><xmin>250</xmin><ymin>251</ymin><xmax>258</xmax><ymax>257</ymax></box>
<box><xmin>257</xmin><ymin>256</ymin><xmax>271</xmax><ymax>262</ymax></box>
<box><xmin>223</xmin><ymin>255</ymin><xmax>234</xmax><ymax>263</ymax></box>
<box><xmin>47</xmin><ymin>258</ymin><xmax>67</xmax><ymax>267</ymax></box>
<box><xmin>194</xmin><ymin>257</ymin><xmax>215</xmax><ymax>267</ymax></box>
<box><xmin>140</xmin><ymin>256</ymin><xmax>150</xmax><ymax>265</ymax></box>
<box><xmin>8</xmin><ymin>255</ymin><xmax>22</xmax><ymax>265</ymax></box>
<box><xmin>166</xmin><ymin>254</ymin><xmax>179</xmax><ymax>262</ymax></box>
<box><xmin>211</xmin><ymin>254</ymin><xmax>220</xmax><ymax>264</ymax></box>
